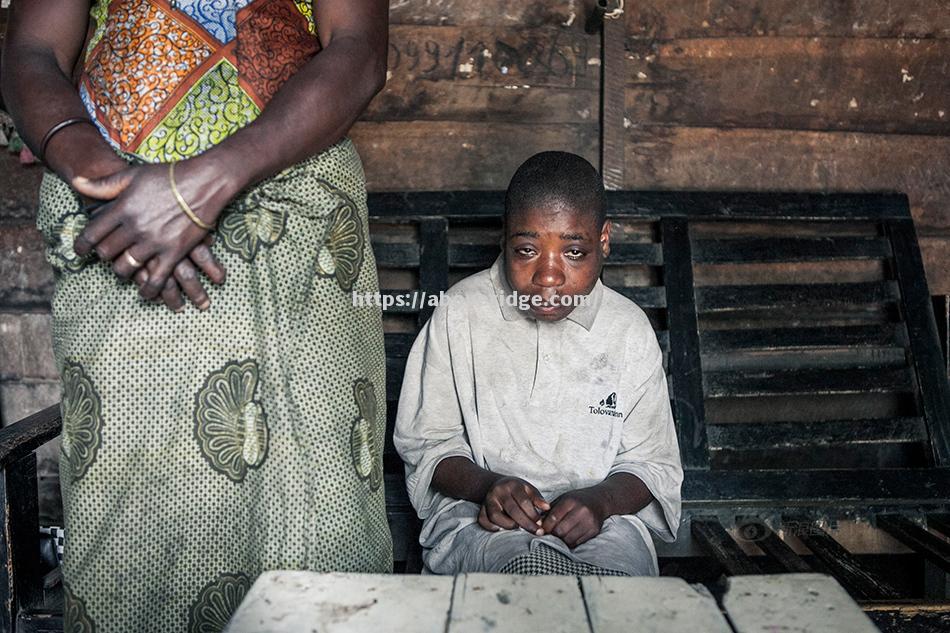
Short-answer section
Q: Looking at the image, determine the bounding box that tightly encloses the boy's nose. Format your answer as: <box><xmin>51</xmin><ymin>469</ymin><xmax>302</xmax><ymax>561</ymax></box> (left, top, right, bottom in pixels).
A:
<box><xmin>532</xmin><ymin>258</ymin><xmax>566</xmax><ymax>288</ymax></box>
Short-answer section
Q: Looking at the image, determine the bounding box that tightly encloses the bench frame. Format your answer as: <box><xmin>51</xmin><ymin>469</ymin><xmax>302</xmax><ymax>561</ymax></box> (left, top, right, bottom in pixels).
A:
<box><xmin>2</xmin><ymin>190</ymin><xmax>949</xmax><ymax>630</ymax></box>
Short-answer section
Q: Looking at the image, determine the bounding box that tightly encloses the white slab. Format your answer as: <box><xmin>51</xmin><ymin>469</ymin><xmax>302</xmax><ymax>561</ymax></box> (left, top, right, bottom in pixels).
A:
<box><xmin>723</xmin><ymin>573</ymin><xmax>878</xmax><ymax>633</ymax></box>
<box><xmin>582</xmin><ymin>576</ymin><xmax>733</xmax><ymax>633</ymax></box>
<box><xmin>448</xmin><ymin>573</ymin><xmax>591</xmax><ymax>633</ymax></box>
<box><xmin>224</xmin><ymin>571</ymin><xmax>455</xmax><ymax>633</ymax></box>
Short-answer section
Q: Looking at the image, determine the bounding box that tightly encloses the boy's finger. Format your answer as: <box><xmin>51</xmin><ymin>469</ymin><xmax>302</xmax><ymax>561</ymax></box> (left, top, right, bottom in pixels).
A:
<box><xmin>526</xmin><ymin>486</ymin><xmax>550</xmax><ymax>512</ymax></box>
<box><xmin>540</xmin><ymin>505</ymin><xmax>568</xmax><ymax>534</ymax></box>
<box><xmin>478</xmin><ymin>505</ymin><xmax>503</xmax><ymax>532</ymax></box>
<box><xmin>512</xmin><ymin>489</ymin><xmax>542</xmax><ymax>521</ymax></box>
<box><xmin>502</xmin><ymin>498</ymin><xmax>544</xmax><ymax>535</ymax></box>
<box><xmin>562</xmin><ymin>523</ymin><xmax>596</xmax><ymax>549</ymax></box>
<box><xmin>486</xmin><ymin>503</ymin><xmax>518</xmax><ymax>530</ymax></box>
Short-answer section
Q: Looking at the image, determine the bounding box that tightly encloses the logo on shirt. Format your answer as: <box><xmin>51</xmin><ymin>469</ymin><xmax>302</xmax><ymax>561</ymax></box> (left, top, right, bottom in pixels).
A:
<box><xmin>588</xmin><ymin>392</ymin><xmax>622</xmax><ymax>417</ymax></box>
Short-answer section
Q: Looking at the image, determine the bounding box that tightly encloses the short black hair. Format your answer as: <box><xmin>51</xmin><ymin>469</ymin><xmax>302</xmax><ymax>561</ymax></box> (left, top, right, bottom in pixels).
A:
<box><xmin>504</xmin><ymin>151</ymin><xmax>607</xmax><ymax>226</ymax></box>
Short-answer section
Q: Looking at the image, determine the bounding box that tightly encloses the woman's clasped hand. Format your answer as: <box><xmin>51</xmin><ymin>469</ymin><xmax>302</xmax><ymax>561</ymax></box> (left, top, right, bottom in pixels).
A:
<box><xmin>70</xmin><ymin>156</ymin><xmax>236</xmax><ymax>312</ymax></box>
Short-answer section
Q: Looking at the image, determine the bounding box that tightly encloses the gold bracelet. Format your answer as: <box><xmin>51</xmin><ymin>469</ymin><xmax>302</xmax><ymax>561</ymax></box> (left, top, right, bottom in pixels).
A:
<box><xmin>168</xmin><ymin>162</ymin><xmax>214</xmax><ymax>231</ymax></box>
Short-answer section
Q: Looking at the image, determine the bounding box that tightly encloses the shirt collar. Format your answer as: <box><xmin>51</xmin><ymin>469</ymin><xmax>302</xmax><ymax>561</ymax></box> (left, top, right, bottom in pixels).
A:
<box><xmin>488</xmin><ymin>255</ymin><xmax>604</xmax><ymax>331</ymax></box>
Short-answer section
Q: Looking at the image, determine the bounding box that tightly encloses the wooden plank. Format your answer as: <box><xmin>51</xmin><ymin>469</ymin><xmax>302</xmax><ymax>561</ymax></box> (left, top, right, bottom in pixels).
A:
<box><xmin>722</xmin><ymin>574</ymin><xmax>879</xmax><ymax>633</ymax></box>
<box><xmin>351</xmin><ymin>121</ymin><xmax>598</xmax><ymax>191</ymax></box>
<box><xmin>0</xmin><ymin>405</ymin><xmax>61</xmax><ymax>470</ymax></box>
<box><xmin>691</xmin><ymin>517</ymin><xmax>763</xmax><ymax>575</ymax></box>
<box><xmin>683</xmin><ymin>469</ymin><xmax>950</xmax><ymax>506</ymax></box>
<box><xmin>661</xmin><ymin>218</ymin><xmax>708</xmax><ymax>469</ymax></box>
<box><xmin>581</xmin><ymin>576</ymin><xmax>732</xmax><ymax>633</ymax></box>
<box><xmin>735</xmin><ymin>519</ymin><xmax>813</xmax><ymax>573</ymax></box>
<box><xmin>613</xmin><ymin>286</ymin><xmax>666</xmax><ymax>308</ymax></box>
<box><xmin>701</xmin><ymin>347</ymin><xmax>907</xmax><ymax>372</ymax></box>
<box><xmin>877</xmin><ymin>515</ymin><xmax>950</xmax><ymax>574</ymax></box>
<box><xmin>384</xmin><ymin>332</ymin><xmax>416</xmax><ymax>358</ymax></box>
<box><xmin>693</xmin><ymin>237</ymin><xmax>891</xmax><ymax>264</ymax></box>
<box><xmin>223</xmin><ymin>572</ymin><xmax>454</xmax><ymax>633</ymax></box>
<box><xmin>366</xmin><ymin>191</ymin><xmax>910</xmax><ymax>221</ymax></box>
<box><xmin>418</xmin><ymin>218</ymin><xmax>450</xmax><ymax>326</ymax></box>
<box><xmin>447</xmin><ymin>574</ymin><xmax>590</xmax><ymax>633</ymax></box>
<box><xmin>600</xmin><ymin>10</ymin><xmax>625</xmax><ymax>188</ymax></box>
<box><xmin>888</xmin><ymin>219</ymin><xmax>950</xmax><ymax>466</ymax></box>
<box><xmin>704</xmin><ymin>366</ymin><xmax>914</xmax><ymax>397</ymax></box>
<box><xmin>707</xmin><ymin>418</ymin><xmax>929</xmax><ymax>450</ymax></box>
<box><xmin>449</xmin><ymin>244</ymin><xmax>501</xmax><ymax>268</ymax></box>
<box><xmin>700</xmin><ymin>325</ymin><xmax>903</xmax><ymax>351</ymax></box>
<box><xmin>865</xmin><ymin>605</ymin><xmax>950</xmax><ymax>633</ymax></box>
<box><xmin>625</xmin><ymin>0</ymin><xmax>950</xmax><ymax>39</ymax></box>
<box><xmin>622</xmin><ymin>126</ymin><xmax>950</xmax><ymax>234</ymax></box>
<box><xmin>783</xmin><ymin>516</ymin><xmax>901</xmax><ymax>600</ymax></box>
<box><xmin>696</xmin><ymin>281</ymin><xmax>900</xmax><ymax>313</ymax></box>
<box><xmin>389</xmin><ymin>1</ymin><xmax>579</xmax><ymax>28</ymax></box>
<box><xmin>367</xmin><ymin>26</ymin><xmax>598</xmax><ymax>122</ymax></box>
<box><xmin>371</xmin><ymin>241</ymin><xmax>420</xmax><ymax>267</ymax></box>
<box><xmin>7</xmin><ymin>456</ymin><xmax>42</xmax><ymax>616</ymax></box>
<box><xmin>626</xmin><ymin>37</ymin><xmax>950</xmax><ymax>135</ymax></box>
<box><xmin>607</xmin><ymin>242</ymin><xmax>663</xmax><ymax>265</ymax></box>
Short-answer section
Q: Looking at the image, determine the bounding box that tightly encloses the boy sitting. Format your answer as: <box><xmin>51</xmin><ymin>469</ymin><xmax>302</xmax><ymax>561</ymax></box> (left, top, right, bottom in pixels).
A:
<box><xmin>394</xmin><ymin>152</ymin><xmax>683</xmax><ymax>576</ymax></box>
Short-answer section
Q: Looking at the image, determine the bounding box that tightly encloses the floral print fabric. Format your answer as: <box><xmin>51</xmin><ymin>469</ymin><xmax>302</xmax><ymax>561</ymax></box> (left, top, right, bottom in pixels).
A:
<box><xmin>40</xmin><ymin>4</ymin><xmax>392</xmax><ymax>621</ymax></box>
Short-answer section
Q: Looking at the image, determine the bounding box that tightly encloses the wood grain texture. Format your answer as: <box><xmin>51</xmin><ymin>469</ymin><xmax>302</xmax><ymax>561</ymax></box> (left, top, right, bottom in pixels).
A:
<box><xmin>448</xmin><ymin>574</ymin><xmax>590</xmax><ymax>633</ymax></box>
<box><xmin>582</xmin><ymin>576</ymin><xmax>732</xmax><ymax>633</ymax></box>
<box><xmin>351</xmin><ymin>121</ymin><xmax>598</xmax><ymax>190</ymax></box>
<box><xmin>224</xmin><ymin>571</ymin><xmax>455</xmax><ymax>633</ymax></box>
<box><xmin>389</xmin><ymin>0</ymin><xmax>581</xmax><ymax>28</ymax></box>
<box><xmin>723</xmin><ymin>574</ymin><xmax>879</xmax><ymax>632</ymax></box>
<box><xmin>622</xmin><ymin>125</ymin><xmax>950</xmax><ymax>231</ymax></box>
<box><xmin>626</xmin><ymin>0</ymin><xmax>950</xmax><ymax>39</ymax></box>
<box><xmin>625</xmin><ymin>37</ymin><xmax>950</xmax><ymax>135</ymax></box>
<box><xmin>366</xmin><ymin>25</ymin><xmax>598</xmax><ymax>123</ymax></box>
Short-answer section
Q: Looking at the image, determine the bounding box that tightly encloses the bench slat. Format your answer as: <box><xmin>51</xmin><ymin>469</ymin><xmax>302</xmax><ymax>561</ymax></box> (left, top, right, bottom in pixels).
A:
<box><xmin>614</xmin><ymin>286</ymin><xmax>666</xmax><ymax>308</ymax></box>
<box><xmin>693</xmin><ymin>236</ymin><xmax>891</xmax><ymax>263</ymax></box>
<box><xmin>703</xmin><ymin>366</ymin><xmax>914</xmax><ymax>397</ymax></box>
<box><xmin>371</xmin><ymin>241</ymin><xmax>420</xmax><ymax>267</ymax></box>
<box><xmin>707</xmin><ymin>417</ymin><xmax>928</xmax><ymax>450</ymax></box>
<box><xmin>700</xmin><ymin>325</ymin><xmax>903</xmax><ymax>351</ymax></box>
<box><xmin>696</xmin><ymin>281</ymin><xmax>900</xmax><ymax>313</ymax></box>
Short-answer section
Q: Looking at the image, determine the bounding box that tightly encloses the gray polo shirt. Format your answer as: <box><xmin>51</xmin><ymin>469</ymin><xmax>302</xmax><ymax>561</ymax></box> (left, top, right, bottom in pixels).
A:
<box><xmin>394</xmin><ymin>256</ymin><xmax>683</xmax><ymax>574</ymax></box>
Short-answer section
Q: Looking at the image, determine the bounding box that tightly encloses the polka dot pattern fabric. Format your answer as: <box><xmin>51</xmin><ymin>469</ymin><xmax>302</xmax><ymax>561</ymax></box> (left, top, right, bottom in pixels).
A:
<box><xmin>36</xmin><ymin>138</ymin><xmax>393</xmax><ymax>632</ymax></box>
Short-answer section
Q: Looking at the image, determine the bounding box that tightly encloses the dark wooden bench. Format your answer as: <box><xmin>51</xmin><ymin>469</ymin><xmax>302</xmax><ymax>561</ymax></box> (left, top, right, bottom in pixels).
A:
<box><xmin>3</xmin><ymin>191</ymin><xmax>949</xmax><ymax>632</ymax></box>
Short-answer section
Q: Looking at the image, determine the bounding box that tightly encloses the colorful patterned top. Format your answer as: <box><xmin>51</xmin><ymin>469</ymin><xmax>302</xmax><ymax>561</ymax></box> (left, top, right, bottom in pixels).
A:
<box><xmin>79</xmin><ymin>0</ymin><xmax>320</xmax><ymax>163</ymax></box>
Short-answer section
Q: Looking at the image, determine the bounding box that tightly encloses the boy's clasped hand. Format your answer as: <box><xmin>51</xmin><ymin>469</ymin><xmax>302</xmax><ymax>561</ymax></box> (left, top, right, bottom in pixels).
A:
<box><xmin>479</xmin><ymin>476</ymin><xmax>608</xmax><ymax>548</ymax></box>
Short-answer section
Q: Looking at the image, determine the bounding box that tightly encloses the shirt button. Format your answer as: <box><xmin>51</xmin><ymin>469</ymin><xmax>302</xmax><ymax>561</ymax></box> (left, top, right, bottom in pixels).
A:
<box><xmin>543</xmin><ymin>354</ymin><xmax>551</xmax><ymax>362</ymax></box>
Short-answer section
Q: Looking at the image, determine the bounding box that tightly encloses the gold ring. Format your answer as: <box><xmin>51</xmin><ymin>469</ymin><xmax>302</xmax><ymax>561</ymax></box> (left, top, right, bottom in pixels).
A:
<box><xmin>124</xmin><ymin>251</ymin><xmax>144</xmax><ymax>268</ymax></box>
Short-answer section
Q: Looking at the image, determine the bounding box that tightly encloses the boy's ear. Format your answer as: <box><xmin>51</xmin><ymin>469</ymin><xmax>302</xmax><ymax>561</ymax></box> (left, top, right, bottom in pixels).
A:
<box><xmin>600</xmin><ymin>219</ymin><xmax>611</xmax><ymax>258</ymax></box>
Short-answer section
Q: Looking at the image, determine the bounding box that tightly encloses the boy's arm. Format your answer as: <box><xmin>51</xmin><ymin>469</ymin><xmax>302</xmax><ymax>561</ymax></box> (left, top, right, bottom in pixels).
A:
<box><xmin>432</xmin><ymin>456</ymin><xmax>549</xmax><ymax>534</ymax></box>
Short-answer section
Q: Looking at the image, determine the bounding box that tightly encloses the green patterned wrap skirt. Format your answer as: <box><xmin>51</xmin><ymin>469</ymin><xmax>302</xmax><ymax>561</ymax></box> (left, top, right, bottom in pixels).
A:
<box><xmin>36</xmin><ymin>139</ymin><xmax>393</xmax><ymax>632</ymax></box>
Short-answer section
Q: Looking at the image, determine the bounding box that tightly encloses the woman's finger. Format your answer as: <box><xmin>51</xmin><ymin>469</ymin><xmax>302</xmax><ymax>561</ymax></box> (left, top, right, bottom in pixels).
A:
<box><xmin>174</xmin><ymin>259</ymin><xmax>211</xmax><ymax>310</ymax></box>
<box><xmin>188</xmin><ymin>243</ymin><xmax>226</xmax><ymax>284</ymax></box>
<box><xmin>74</xmin><ymin>205</ymin><xmax>122</xmax><ymax>256</ymax></box>
<box><xmin>159</xmin><ymin>275</ymin><xmax>185</xmax><ymax>312</ymax></box>
<box><xmin>72</xmin><ymin>169</ymin><xmax>136</xmax><ymax>201</ymax></box>
<box><xmin>139</xmin><ymin>256</ymin><xmax>178</xmax><ymax>300</ymax></box>
<box><xmin>111</xmin><ymin>248</ymin><xmax>151</xmax><ymax>281</ymax></box>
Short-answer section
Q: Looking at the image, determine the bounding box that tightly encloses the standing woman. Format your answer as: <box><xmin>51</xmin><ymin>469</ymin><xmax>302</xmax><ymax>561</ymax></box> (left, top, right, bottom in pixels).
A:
<box><xmin>2</xmin><ymin>0</ymin><xmax>392</xmax><ymax>630</ymax></box>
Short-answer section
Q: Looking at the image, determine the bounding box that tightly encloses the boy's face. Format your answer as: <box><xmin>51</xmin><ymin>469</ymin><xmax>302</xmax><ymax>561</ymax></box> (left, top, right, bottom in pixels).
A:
<box><xmin>504</xmin><ymin>201</ymin><xmax>610</xmax><ymax>322</ymax></box>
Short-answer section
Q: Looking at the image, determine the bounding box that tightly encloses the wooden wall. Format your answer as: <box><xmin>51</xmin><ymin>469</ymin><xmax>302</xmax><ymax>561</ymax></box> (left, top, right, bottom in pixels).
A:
<box><xmin>350</xmin><ymin>0</ymin><xmax>601</xmax><ymax>190</ymax></box>
<box><xmin>618</xmin><ymin>0</ymin><xmax>950</xmax><ymax>293</ymax></box>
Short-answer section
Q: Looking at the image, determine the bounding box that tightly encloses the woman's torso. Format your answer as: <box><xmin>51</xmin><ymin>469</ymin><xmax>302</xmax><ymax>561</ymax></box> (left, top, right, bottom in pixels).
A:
<box><xmin>78</xmin><ymin>0</ymin><xmax>320</xmax><ymax>162</ymax></box>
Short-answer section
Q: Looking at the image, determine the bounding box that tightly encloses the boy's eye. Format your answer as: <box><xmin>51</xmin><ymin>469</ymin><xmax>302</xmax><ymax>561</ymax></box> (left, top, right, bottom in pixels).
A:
<box><xmin>515</xmin><ymin>247</ymin><xmax>536</xmax><ymax>257</ymax></box>
<box><xmin>565</xmin><ymin>248</ymin><xmax>586</xmax><ymax>259</ymax></box>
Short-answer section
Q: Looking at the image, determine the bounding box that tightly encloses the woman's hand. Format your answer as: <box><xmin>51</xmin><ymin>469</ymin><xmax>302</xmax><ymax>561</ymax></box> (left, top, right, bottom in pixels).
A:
<box><xmin>479</xmin><ymin>477</ymin><xmax>550</xmax><ymax>535</ymax></box>
<box><xmin>72</xmin><ymin>157</ymin><xmax>235</xmax><ymax>309</ymax></box>
<box><xmin>539</xmin><ymin>488</ymin><xmax>607</xmax><ymax>548</ymax></box>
